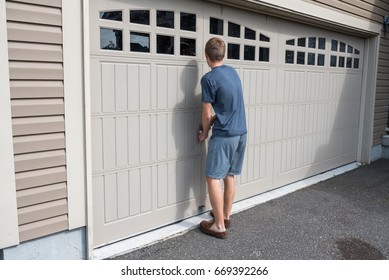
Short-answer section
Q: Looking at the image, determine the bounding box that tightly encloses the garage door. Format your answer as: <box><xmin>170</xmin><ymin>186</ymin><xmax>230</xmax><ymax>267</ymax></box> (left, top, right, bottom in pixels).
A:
<box><xmin>89</xmin><ymin>0</ymin><xmax>364</xmax><ymax>246</ymax></box>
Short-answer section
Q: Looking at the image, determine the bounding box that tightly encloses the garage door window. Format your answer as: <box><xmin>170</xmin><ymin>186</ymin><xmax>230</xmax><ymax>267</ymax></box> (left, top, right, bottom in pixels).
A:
<box><xmin>130</xmin><ymin>32</ymin><xmax>150</xmax><ymax>52</ymax></box>
<box><xmin>100</xmin><ymin>10</ymin><xmax>122</xmax><ymax>21</ymax></box>
<box><xmin>181</xmin><ymin>12</ymin><xmax>196</xmax><ymax>31</ymax></box>
<box><xmin>285</xmin><ymin>36</ymin><xmax>325</xmax><ymax>66</ymax></box>
<box><xmin>157</xmin><ymin>10</ymin><xmax>174</xmax><ymax>28</ymax></box>
<box><xmin>100</xmin><ymin>28</ymin><xmax>123</xmax><ymax>50</ymax></box>
<box><xmin>130</xmin><ymin>10</ymin><xmax>150</xmax><ymax>25</ymax></box>
<box><xmin>330</xmin><ymin>39</ymin><xmax>360</xmax><ymax>69</ymax></box>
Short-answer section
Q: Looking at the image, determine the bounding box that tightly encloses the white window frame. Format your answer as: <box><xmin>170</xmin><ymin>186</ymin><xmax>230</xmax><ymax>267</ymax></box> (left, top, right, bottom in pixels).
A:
<box><xmin>0</xmin><ymin>0</ymin><xmax>19</xmax><ymax>249</ymax></box>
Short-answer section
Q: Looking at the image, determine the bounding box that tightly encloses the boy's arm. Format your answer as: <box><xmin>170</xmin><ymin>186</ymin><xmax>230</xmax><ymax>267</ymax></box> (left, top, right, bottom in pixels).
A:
<box><xmin>198</xmin><ymin>102</ymin><xmax>215</xmax><ymax>142</ymax></box>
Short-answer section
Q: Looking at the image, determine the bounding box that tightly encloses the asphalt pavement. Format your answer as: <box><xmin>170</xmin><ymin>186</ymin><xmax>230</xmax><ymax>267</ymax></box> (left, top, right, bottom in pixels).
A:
<box><xmin>109</xmin><ymin>158</ymin><xmax>389</xmax><ymax>260</ymax></box>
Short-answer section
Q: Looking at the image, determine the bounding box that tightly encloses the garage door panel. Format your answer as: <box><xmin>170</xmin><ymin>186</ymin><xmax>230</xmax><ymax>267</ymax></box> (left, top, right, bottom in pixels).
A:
<box><xmin>90</xmin><ymin>0</ymin><xmax>366</xmax><ymax>246</ymax></box>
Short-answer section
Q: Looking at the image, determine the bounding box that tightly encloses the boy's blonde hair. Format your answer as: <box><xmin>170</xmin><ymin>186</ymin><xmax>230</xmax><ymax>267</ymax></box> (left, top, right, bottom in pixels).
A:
<box><xmin>205</xmin><ymin>37</ymin><xmax>225</xmax><ymax>62</ymax></box>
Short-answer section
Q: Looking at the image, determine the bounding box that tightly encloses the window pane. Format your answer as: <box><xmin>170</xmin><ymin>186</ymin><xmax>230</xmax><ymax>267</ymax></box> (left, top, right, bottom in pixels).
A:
<box><xmin>210</xmin><ymin>17</ymin><xmax>223</xmax><ymax>35</ymax></box>
<box><xmin>130</xmin><ymin>32</ymin><xmax>150</xmax><ymax>53</ymax></box>
<box><xmin>181</xmin><ymin>12</ymin><xmax>196</xmax><ymax>32</ymax></box>
<box><xmin>355</xmin><ymin>49</ymin><xmax>360</xmax><ymax>55</ymax></box>
<box><xmin>347</xmin><ymin>45</ymin><xmax>353</xmax><ymax>54</ymax></box>
<box><xmin>227</xmin><ymin>43</ymin><xmax>240</xmax><ymax>59</ymax></box>
<box><xmin>317</xmin><ymin>54</ymin><xmax>325</xmax><ymax>66</ymax></box>
<box><xmin>346</xmin><ymin>57</ymin><xmax>352</xmax><ymax>68</ymax></box>
<box><xmin>260</xmin><ymin>34</ymin><xmax>270</xmax><ymax>42</ymax></box>
<box><xmin>157</xmin><ymin>10</ymin><xmax>174</xmax><ymax>28</ymax></box>
<box><xmin>298</xmin><ymin>38</ymin><xmax>306</xmax><ymax>47</ymax></box>
<box><xmin>339</xmin><ymin>56</ymin><xmax>345</xmax><ymax>67</ymax></box>
<box><xmin>297</xmin><ymin>51</ymin><xmax>305</xmax><ymax>64</ymax></box>
<box><xmin>339</xmin><ymin>42</ymin><xmax>346</xmax><ymax>52</ymax></box>
<box><xmin>286</xmin><ymin>39</ymin><xmax>295</xmax><ymax>46</ymax></box>
<box><xmin>318</xmin><ymin>38</ymin><xmax>326</xmax><ymax>49</ymax></box>
<box><xmin>180</xmin><ymin>38</ymin><xmax>196</xmax><ymax>56</ymax></box>
<box><xmin>285</xmin><ymin>50</ymin><xmax>294</xmax><ymax>64</ymax></box>
<box><xmin>259</xmin><ymin>47</ymin><xmax>269</xmax><ymax>62</ymax></box>
<box><xmin>157</xmin><ymin>35</ymin><xmax>174</xmax><ymax>54</ymax></box>
<box><xmin>331</xmin><ymin>40</ymin><xmax>338</xmax><ymax>51</ymax></box>
<box><xmin>308</xmin><ymin>53</ymin><xmax>315</xmax><ymax>65</ymax></box>
<box><xmin>100</xmin><ymin>11</ymin><xmax>122</xmax><ymax>21</ymax></box>
<box><xmin>244</xmin><ymin>45</ymin><xmax>255</xmax><ymax>61</ymax></box>
<box><xmin>354</xmin><ymin>58</ymin><xmax>359</xmax><ymax>69</ymax></box>
<box><xmin>130</xmin><ymin>10</ymin><xmax>149</xmax><ymax>25</ymax></box>
<box><xmin>100</xmin><ymin>28</ymin><xmax>122</xmax><ymax>50</ymax></box>
<box><xmin>308</xmin><ymin>37</ymin><xmax>316</xmax><ymax>48</ymax></box>
<box><xmin>330</xmin><ymin>55</ymin><xmax>337</xmax><ymax>67</ymax></box>
<box><xmin>245</xmin><ymin>28</ymin><xmax>256</xmax><ymax>40</ymax></box>
<box><xmin>228</xmin><ymin>22</ymin><xmax>240</xmax><ymax>38</ymax></box>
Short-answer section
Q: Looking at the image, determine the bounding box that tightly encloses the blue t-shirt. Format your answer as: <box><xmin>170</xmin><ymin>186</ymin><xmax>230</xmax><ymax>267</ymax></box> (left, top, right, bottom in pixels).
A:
<box><xmin>201</xmin><ymin>65</ymin><xmax>247</xmax><ymax>137</ymax></box>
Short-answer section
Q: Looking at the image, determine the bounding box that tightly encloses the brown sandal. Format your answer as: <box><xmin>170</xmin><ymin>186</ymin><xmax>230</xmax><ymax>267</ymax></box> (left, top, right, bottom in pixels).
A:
<box><xmin>200</xmin><ymin>220</ymin><xmax>227</xmax><ymax>239</ymax></box>
<box><xmin>209</xmin><ymin>210</ymin><xmax>231</xmax><ymax>228</ymax></box>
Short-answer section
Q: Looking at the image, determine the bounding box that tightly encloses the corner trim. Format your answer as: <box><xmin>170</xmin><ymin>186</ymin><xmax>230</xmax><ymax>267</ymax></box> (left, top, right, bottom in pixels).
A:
<box><xmin>0</xmin><ymin>0</ymin><xmax>19</xmax><ymax>249</ymax></box>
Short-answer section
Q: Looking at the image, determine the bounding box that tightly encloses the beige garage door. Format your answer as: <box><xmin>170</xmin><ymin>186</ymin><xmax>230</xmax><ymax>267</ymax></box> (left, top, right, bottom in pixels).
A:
<box><xmin>89</xmin><ymin>0</ymin><xmax>364</xmax><ymax>246</ymax></box>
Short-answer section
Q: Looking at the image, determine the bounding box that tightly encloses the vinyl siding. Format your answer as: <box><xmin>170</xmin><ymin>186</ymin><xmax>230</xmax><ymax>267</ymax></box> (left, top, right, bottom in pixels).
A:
<box><xmin>304</xmin><ymin>1</ymin><xmax>389</xmax><ymax>145</ymax></box>
<box><xmin>6</xmin><ymin>0</ymin><xmax>68</xmax><ymax>242</ymax></box>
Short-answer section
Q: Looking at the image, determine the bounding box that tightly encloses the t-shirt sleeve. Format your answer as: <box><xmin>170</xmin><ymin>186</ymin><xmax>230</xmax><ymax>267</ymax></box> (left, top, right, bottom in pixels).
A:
<box><xmin>201</xmin><ymin>76</ymin><xmax>215</xmax><ymax>104</ymax></box>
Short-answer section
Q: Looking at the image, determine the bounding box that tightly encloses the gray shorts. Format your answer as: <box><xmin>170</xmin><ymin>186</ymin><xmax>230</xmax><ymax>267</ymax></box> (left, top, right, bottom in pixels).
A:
<box><xmin>205</xmin><ymin>134</ymin><xmax>247</xmax><ymax>179</ymax></box>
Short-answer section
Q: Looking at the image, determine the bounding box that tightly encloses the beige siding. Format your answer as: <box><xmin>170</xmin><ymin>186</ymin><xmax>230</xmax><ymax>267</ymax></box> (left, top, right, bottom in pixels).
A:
<box><xmin>6</xmin><ymin>0</ymin><xmax>68</xmax><ymax>242</ymax></box>
<box><xmin>304</xmin><ymin>1</ymin><xmax>389</xmax><ymax>145</ymax></box>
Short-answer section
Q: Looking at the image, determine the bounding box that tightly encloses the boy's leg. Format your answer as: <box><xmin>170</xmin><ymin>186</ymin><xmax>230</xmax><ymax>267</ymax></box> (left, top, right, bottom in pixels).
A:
<box><xmin>206</xmin><ymin>176</ymin><xmax>226</xmax><ymax>232</ymax></box>
<box><xmin>223</xmin><ymin>175</ymin><xmax>235</xmax><ymax>220</ymax></box>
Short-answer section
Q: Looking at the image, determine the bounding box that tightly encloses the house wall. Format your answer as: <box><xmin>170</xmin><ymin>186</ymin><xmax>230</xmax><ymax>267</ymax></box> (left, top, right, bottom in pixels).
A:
<box><xmin>6</xmin><ymin>0</ymin><xmax>68</xmax><ymax>243</ymax></box>
<box><xmin>302</xmin><ymin>1</ymin><xmax>389</xmax><ymax>145</ymax></box>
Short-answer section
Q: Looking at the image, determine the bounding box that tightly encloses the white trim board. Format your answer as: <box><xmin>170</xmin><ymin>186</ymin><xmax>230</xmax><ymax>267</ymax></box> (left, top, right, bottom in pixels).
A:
<box><xmin>93</xmin><ymin>162</ymin><xmax>360</xmax><ymax>260</ymax></box>
<box><xmin>62</xmin><ymin>0</ymin><xmax>87</xmax><ymax>230</ymax></box>
<box><xmin>0</xmin><ymin>0</ymin><xmax>19</xmax><ymax>249</ymax></box>
<box><xmin>210</xmin><ymin>0</ymin><xmax>382</xmax><ymax>36</ymax></box>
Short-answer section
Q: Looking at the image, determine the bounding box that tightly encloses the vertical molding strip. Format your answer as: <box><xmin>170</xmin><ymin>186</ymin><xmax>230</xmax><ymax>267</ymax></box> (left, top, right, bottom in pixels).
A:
<box><xmin>0</xmin><ymin>0</ymin><xmax>19</xmax><ymax>249</ymax></box>
<box><xmin>62</xmin><ymin>0</ymin><xmax>87</xmax><ymax>229</ymax></box>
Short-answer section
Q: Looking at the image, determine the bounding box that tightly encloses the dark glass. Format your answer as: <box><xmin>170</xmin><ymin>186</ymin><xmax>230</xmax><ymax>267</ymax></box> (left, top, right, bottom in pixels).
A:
<box><xmin>180</xmin><ymin>12</ymin><xmax>196</xmax><ymax>32</ymax></box>
<box><xmin>100</xmin><ymin>11</ymin><xmax>122</xmax><ymax>21</ymax></box>
<box><xmin>100</xmin><ymin>11</ymin><xmax>123</xmax><ymax>21</ymax></box>
<box><xmin>354</xmin><ymin>58</ymin><xmax>359</xmax><ymax>69</ymax></box>
<box><xmin>339</xmin><ymin>56</ymin><xmax>345</xmax><ymax>67</ymax></box>
<box><xmin>286</xmin><ymin>39</ymin><xmax>295</xmax><ymax>46</ymax></box>
<box><xmin>318</xmin><ymin>37</ymin><xmax>326</xmax><ymax>50</ymax></box>
<box><xmin>308</xmin><ymin>37</ymin><xmax>316</xmax><ymax>48</ymax></box>
<box><xmin>285</xmin><ymin>50</ymin><xmax>294</xmax><ymax>64</ymax></box>
<box><xmin>317</xmin><ymin>54</ymin><xmax>325</xmax><ymax>66</ymax></box>
<box><xmin>259</xmin><ymin>47</ymin><xmax>269</xmax><ymax>62</ymax></box>
<box><xmin>228</xmin><ymin>22</ymin><xmax>240</xmax><ymax>38</ymax></box>
<box><xmin>308</xmin><ymin>53</ymin><xmax>315</xmax><ymax>65</ymax></box>
<box><xmin>130</xmin><ymin>32</ymin><xmax>150</xmax><ymax>53</ymax></box>
<box><xmin>339</xmin><ymin>42</ymin><xmax>346</xmax><ymax>52</ymax></box>
<box><xmin>355</xmin><ymin>49</ymin><xmax>360</xmax><ymax>55</ymax></box>
<box><xmin>347</xmin><ymin>45</ymin><xmax>353</xmax><ymax>54</ymax></box>
<box><xmin>245</xmin><ymin>28</ymin><xmax>256</xmax><ymax>40</ymax></box>
<box><xmin>157</xmin><ymin>10</ymin><xmax>174</xmax><ymax>28</ymax></box>
<box><xmin>346</xmin><ymin>57</ymin><xmax>352</xmax><ymax>68</ymax></box>
<box><xmin>157</xmin><ymin>35</ymin><xmax>174</xmax><ymax>54</ymax></box>
<box><xmin>260</xmin><ymin>34</ymin><xmax>270</xmax><ymax>42</ymax></box>
<box><xmin>210</xmin><ymin>17</ymin><xmax>223</xmax><ymax>35</ymax></box>
<box><xmin>244</xmin><ymin>45</ymin><xmax>255</xmax><ymax>61</ymax></box>
<box><xmin>298</xmin><ymin>37</ymin><xmax>306</xmax><ymax>47</ymax></box>
<box><xmin>331</xmin><ymin>40</ymin><xmax>338</xmax><ymax>51</ymax></box>
<box><xmin>297</xmin><ymin>51</ymin><xmax>305</xmax><ymax>64</ymax></box>
<box><xmin>227</xmin><ymin>43</ymin><xmax>240</xmax><ymax>59</ymax></box>
<box><xmin>180</xmin><ymin>38</ymin><xmax>196</xmax><ymax>56</ymax></box>
<box><xmin>330</xmin><ymin>55</ymin><xmax>337</xmax><ymax>67</ymax></box>
<box><xmin>100</xmin><ymin>28</ymin><xmax>122</xmax><ymax>50</ymax></box>
<box><xmin>130</xmin><ymin>10</ymin><xmax>149</xmax><ymax>25</ymax></box>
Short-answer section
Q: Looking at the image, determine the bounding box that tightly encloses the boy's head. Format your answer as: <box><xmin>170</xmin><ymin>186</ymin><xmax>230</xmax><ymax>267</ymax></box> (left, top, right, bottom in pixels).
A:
<box><xmin>205</xmin><ymin>37</ymin><xmax>225</xmax><ymax>62</ymax></box>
